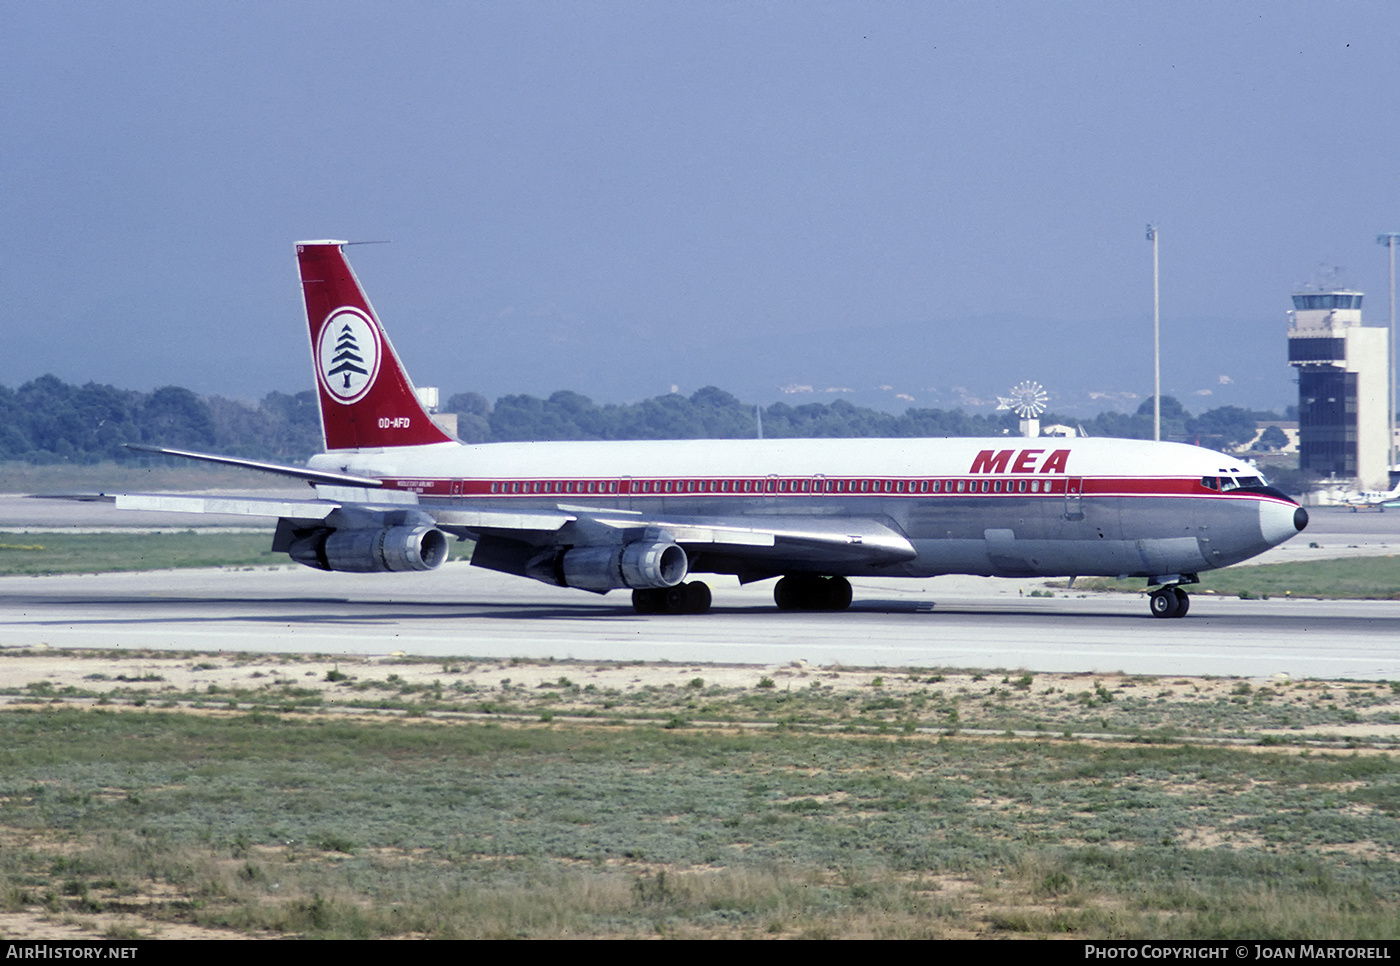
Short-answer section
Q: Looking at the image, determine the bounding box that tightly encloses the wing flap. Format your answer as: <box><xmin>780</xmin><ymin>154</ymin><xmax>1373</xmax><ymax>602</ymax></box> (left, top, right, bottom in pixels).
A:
<box><xmin>574</xmin><ymin>514</ymin><xmax>910</xmax><ymax>559</ymax></box>
<box><xmin>430</xmin><ymin>507</ymin><xmax>576</xmax><ymax>532</ymax></box>
<box><xmin>666</xmin><ymin>526</ymin><xmax>776</xmax><ymax>547</ymax></box>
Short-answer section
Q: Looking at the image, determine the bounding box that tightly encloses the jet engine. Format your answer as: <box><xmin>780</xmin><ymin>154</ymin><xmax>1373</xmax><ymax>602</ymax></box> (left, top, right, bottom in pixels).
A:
<box><xmin>527</xmin><ymin>539</ymin><xmax>688</xmax><ymax>593</ymax></box>
<box><xmin>286</xmin><ymin>524</ymin><xmax>449</xmax><ymax>573</ymax></box>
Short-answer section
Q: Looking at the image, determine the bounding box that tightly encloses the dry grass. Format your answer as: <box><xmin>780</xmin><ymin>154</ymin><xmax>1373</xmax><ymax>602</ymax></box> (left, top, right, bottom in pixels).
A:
<box><xmin>1</xmin><ymin>650</ymin><xmax>1398</xmax><ymax>939</ymax></box>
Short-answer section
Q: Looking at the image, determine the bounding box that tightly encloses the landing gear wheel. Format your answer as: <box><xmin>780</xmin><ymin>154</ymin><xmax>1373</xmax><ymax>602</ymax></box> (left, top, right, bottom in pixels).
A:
<box><xmin>825</xmin><ymin>576</ymin><xmax>853</xmax><ymax>611</ymax></box>
<box><xmin>1149</xmin><ymin>587</ymin><xmax>1188</xmax><ymax>618</ymax></box>
<box><xmin>632</xmin><ymin>582</ymin><xmax>711</xmax><ymax>615</ymax></box>
<box><xmin>774</xmin><ymin>575</ymin><xmax>853</xmax><ymax>611</ymax></box>
<box><xmin>1173</xmin><ymin>586</ymin><xmax>1189</xmax><ymax>617</ymax></box>
<box><xmin>774</xmin><ymin>575</ymin><xmax>802</xmax><ymax>611</ymax></box>
<box><xmin>632</xmin><ymin>588</ymin><xmax>663</xmax><ymax>614</ymax></box>
<box><xmin>1149</xmin><ymin>589</ymin><xmax>1178</xmax><ymax>618</ymax></box>
<box><xmin>661</xmin><ymin>584</ymin><xmax>688</xmax><ymax>613</ymax></box>
<box><xmin>684</xmin><ymin>581</ymin><xmax>711</xmax><ymax>614</ymax></box>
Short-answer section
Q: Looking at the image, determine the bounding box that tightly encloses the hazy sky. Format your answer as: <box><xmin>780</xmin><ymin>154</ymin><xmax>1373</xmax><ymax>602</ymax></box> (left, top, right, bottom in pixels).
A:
<box><xmin>5</xmin><ymin>2</ymin><xmax>1400</xmax><ymax>416</ymax></box>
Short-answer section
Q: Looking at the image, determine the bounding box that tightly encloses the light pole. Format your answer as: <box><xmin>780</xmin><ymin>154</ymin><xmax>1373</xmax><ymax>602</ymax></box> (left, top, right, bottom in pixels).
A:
<box><xmin>1147</xmin><ymin>225</ymin><xmax>1160</xmax><ymax>441</ymax></box>
<box><xmin>1379</xmin><ymin>232</ymin><xmax>1399</xmax><ymax>479</ymax></box>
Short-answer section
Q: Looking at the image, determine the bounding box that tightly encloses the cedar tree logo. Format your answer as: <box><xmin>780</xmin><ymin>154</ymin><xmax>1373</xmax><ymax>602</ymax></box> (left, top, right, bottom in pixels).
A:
<box><xmin>316</xmin><ymin>307</ymin><xmax>382</xmax><ymax>405</ymax></box>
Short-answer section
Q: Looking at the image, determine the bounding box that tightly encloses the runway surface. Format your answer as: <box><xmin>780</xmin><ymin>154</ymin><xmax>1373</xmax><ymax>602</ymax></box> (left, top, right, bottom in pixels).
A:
<box><xmin>1</xmin><ymin>562</ymin><xmax>1397</xmax><ymax>680</ymax></box>
<box><xmin>1</xmin><ymin>498</ymin><xmax>1398</xmax><ymax>679</ymax></box>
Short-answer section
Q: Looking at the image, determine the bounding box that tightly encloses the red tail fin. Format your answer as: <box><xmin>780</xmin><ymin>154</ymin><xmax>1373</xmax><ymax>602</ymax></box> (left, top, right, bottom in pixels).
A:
<box><xmin>296</xmin><ymin>241</ymin><xmax>453</xmax><ymax>451</ymax></box>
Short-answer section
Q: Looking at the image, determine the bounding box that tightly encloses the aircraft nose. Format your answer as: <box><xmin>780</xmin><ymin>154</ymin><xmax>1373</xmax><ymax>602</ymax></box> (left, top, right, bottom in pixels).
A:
<box><xmin>1259</xmin><ymin>498</ymin><xmax>1306</xmax><ymax>547</ymax></box>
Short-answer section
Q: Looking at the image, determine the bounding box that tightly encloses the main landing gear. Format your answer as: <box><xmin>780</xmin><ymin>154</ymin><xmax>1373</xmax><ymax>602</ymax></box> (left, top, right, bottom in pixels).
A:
<box><xmin>1149</xmin><ymin>586</ymin><xmax>1190</xmax><ymax>619</ymax></box>
<box><xmin>632</xmin><ymin>581</ymin><xmax>712</xmax><ymax>615</ymax></box>
<box><xmin>774</xmin><ymin>575</ymin><xmax>853</xmax><ymax>611</ymax></box>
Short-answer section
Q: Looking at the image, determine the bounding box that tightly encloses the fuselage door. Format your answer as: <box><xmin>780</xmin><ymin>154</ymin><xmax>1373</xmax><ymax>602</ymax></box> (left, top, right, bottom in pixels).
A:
<box><xmin>1064</xmin><ymin>477</ymin><xmax>1085</xmax><ymax>521</ymax></box>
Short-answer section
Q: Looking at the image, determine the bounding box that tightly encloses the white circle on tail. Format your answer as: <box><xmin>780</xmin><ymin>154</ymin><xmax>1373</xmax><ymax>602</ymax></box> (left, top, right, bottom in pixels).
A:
<box><xmin>316</xmin><ymin>307</ymin><xmax>382</xmax><ymax>405</ymax></box>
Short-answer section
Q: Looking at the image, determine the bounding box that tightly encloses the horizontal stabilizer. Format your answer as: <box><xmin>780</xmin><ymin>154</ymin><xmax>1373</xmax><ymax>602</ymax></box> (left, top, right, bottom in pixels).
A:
<box><xmin>114</xmin><ymin>494</ymin><xmax>338</xmax><ymax>519</ymax></box>
<box><xmin>26</xmin><ymin>493</ymin><xmax>118</xmax><ymax>503</ymax></box>
<box><xmin>125</xmin><ymin>444</ymin><xmax>383</xmax><ymax>487</ymax></box>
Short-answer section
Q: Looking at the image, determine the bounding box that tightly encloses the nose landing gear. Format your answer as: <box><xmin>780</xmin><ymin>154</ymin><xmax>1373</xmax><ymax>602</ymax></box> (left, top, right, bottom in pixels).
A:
<box><xmin>1149</xmin><ymin>586</ymin><xmax>1190</xmax><ymax>619</ymax></box>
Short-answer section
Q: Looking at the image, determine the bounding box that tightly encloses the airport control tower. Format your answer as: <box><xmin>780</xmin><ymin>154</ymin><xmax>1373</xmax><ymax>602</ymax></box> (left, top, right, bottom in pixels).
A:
<box><xmin>1287</xmin><ymin>287</ymin><xmax>1391</xmax><ymax>488</ymax></box>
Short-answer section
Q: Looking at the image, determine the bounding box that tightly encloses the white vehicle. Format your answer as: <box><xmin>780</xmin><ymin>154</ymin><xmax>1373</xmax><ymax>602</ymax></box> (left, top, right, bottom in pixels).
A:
<box><xmin>120</xmin><ymin>241</ymin><xmax>1309</xmax><ymax>619</ymax></box>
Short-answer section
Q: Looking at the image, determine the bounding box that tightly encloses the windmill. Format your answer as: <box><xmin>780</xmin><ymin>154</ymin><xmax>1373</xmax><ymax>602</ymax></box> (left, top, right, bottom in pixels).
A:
<box><xmin>996</xmin><ymin>380</ymin><xmax>1049</xmax><ymax>438</ymax></box>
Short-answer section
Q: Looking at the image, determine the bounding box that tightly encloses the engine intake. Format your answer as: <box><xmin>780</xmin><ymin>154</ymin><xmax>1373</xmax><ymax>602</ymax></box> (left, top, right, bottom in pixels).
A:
<box><xmin>288</xmin><ymin>525</ymin><xmax>449</xmax><ymax>573</ymax></box>
<box><xmin>528</xmin><ymin>540</ymin><xmax>688</xmax><ymax>593</ymax></box>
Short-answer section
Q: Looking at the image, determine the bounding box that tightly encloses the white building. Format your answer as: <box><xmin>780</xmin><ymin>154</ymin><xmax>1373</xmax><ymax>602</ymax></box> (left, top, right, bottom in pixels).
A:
<box><xmin>1287</xmin><ymin>289</ymin><xmax>1391</xmax><ymax>489</ymax></box>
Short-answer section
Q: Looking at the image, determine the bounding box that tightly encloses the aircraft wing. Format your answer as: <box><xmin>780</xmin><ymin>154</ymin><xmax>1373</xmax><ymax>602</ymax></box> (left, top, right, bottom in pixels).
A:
<box><xmin>447</xmin><ymin>504</ymin><xmax>917</xmax><ymax>573</ymax></box>
<box><xmin>89</xmin><ymin>481</ymin><xmax>915</xmax><ymax>574</ymax></box>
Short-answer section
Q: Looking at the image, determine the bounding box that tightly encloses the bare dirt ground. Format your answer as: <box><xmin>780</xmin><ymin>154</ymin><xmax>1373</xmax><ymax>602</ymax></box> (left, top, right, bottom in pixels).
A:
<box><xmin>3</xmin><ymin>648</ymin><xmax>1397</xmax><ymax>739</ymax></box>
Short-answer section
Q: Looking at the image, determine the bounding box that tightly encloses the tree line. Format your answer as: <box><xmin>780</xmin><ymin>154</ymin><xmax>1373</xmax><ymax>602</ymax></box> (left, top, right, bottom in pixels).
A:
<box><xmin>0</xmin><ymin>374</ymin><xmax>1286</xmax><ymax>465</ymax></box>
<box><xmin>456</xmin><ymin>388</ymin><xmax>1285</xmax><ymax>451</ymax></box>
<box><xmin>0</xmin><ymin>375</ymin><xmax>323</xmax><ymax>464</ymax></box>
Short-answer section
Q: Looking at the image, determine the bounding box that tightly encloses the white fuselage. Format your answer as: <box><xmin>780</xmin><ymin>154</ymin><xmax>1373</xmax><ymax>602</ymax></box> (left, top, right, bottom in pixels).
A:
<box><xmin>306</xmin><ymin>436</ymin><xmax>1304</xmax><ymax>581</ymax></box>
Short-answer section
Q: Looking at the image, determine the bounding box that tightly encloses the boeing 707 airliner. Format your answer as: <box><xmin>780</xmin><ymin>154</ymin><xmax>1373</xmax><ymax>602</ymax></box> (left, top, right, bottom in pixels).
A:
<box><xmin>119</xmin><ymin>241</ymin><xmax>1308</xmax><ymax>618</ymax></box>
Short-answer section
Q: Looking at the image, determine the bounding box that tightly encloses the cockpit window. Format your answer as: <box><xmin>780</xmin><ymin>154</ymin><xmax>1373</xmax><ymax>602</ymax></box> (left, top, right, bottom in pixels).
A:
<box><xmin>1201</xmin><ymin>476</ymin><xmax>1220</xmax><ymax>491</ymax></box>
<box><xmin>1235</xmin><ymin>475</ymin><xmax>1264</xmax><ymax>488</ymax></box>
